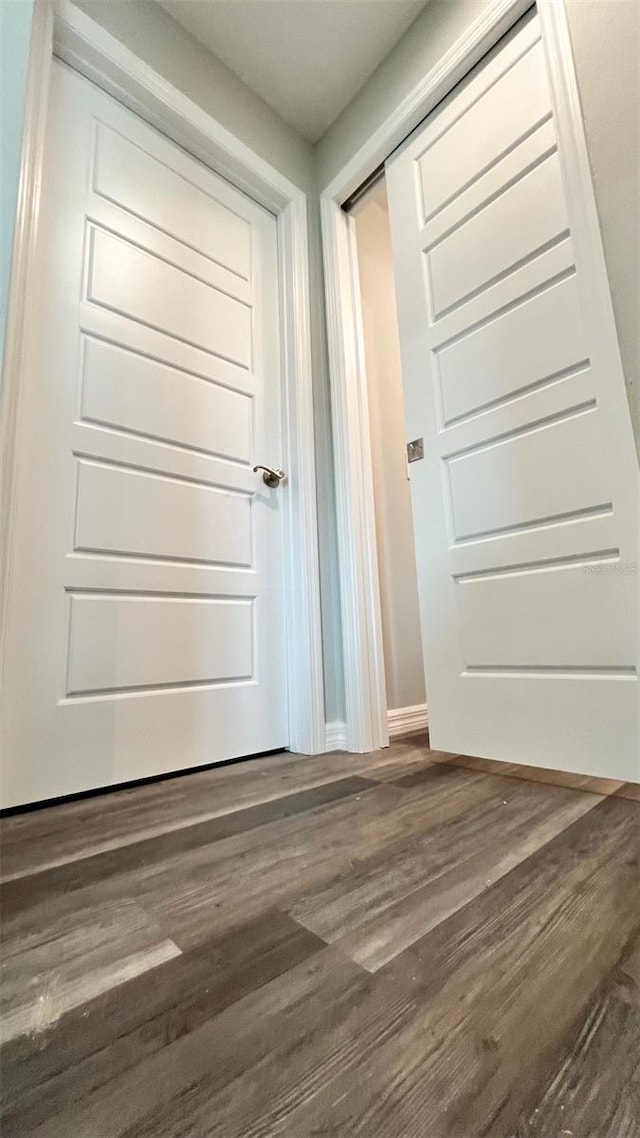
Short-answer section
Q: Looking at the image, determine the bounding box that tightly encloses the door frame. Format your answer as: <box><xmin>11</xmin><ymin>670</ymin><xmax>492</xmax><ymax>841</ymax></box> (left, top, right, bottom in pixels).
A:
<box><xmin>0</xmin><ymin>0</ymin><xmax>325</xmax><ymax>757</ymax></box>
<box><xmin>320</xmin><ymin>0</ymin><xmax>626</xmax><ymax>752</ymax></box>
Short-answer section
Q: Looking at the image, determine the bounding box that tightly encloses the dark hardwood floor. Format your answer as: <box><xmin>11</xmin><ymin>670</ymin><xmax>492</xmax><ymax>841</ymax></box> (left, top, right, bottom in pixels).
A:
<box><xmin>1</xmin><ymin>737</ymin><xmax>639</xmax><ymax>1136</ymax></box>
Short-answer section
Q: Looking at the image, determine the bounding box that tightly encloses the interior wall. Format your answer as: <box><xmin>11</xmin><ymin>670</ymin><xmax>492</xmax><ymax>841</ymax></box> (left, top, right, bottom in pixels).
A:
<box><xmin>0</xmin><ymin>0</ymin><xmax>34</xmax><ymax>370</ymax></box>
<box><xmin>74</xmin><ymin>0</ymin><xmax>315</xmax><ymax>189</ymax></box>
<box><xmin>73</xmin><ymin>0</ymin><xmax>345</xmax><ymax>723</ymax></box>
<box><xmin>316</xmin><ymin>0</ymin><xmax>497</xmax><ymax>189</ymax></box>
<box><xmin>354</xmin><ymin>190</ymin><xmax>426</xmax><ymax>713</ymax></box>
<box><xmin>565</xmin><ymin>0</ymin><xmax>640</xmax><ymax>459</ymax></box>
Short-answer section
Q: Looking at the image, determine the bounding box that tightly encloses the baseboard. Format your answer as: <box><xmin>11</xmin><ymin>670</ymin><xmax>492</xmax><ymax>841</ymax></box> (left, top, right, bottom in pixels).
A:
<box><xmin>325</xmin><ymin>706</ymin><xmax>428</xmax><ymax>751</ymax></box>
<box><xmin>324</xmin><ymin>720</ymin><xmax>348</xmax><ymax>751</ymax></box>
<box><xmin>387</xmin><ymin>703</ymin><xmax>429</xmax><ymax>739</ymax></box>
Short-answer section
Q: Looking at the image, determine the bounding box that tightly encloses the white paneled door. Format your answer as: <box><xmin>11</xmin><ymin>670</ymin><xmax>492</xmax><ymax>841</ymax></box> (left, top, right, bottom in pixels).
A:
<box><xmin>386</xmin><ymin>13</ymin><xmax>639</xmax><ymax>779</ymax></box>
<box><xmin>1</xmin><ymin>62</ymin><xmax>288</xmax><ymax>806</ymax></box>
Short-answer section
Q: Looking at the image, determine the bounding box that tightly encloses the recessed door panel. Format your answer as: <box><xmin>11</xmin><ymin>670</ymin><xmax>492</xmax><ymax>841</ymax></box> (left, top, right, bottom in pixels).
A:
<box><xmin>66</xmin><ymin>594</ymin><xmax>254</xmax><ymax>696</ymax></box>
<box><xmin>446</xmin><ymin>409</ymin><xmax>607</xmax><ymax>541</ymax></box>
<box><xmin>456</xmin><ymin>559</ymin><xmax>635</xmax><ymax>668</ymax></box>
<box><xmin>417</xmin><ymin>37</ymin><xmax>552</xmax><ymax>222</ymax></box>
<box><xmin>80</xmin><ymin>336</ymin><xmax>253</xmax><ymax>463</ymax></box>
<box><xmin>74</xmin><ymin>460</ymin><xmax>253</xmax><ymax>567</ymax></box>
<box><xmin>436</xmin><ymin>273</ymin><xmax>587</xmax><ymax>424</ymax></box>
<box><xmin>93</xmin><ymin>123</ymin><xmax>252</xmax><ymax>279</ymax></box>
<box><xmin>425</xmin><ymin>153</ymin><xmax>567</xmax><ymax>317</ymax></box>
<box><xmin>86</xmin><ymin>226</ymin><xmax>253</xmax><ymax>368</ymax></box>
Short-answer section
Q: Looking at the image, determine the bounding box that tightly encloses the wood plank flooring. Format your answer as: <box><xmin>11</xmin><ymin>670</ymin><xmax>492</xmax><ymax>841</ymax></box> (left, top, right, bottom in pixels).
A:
<box><xmin>1</xmin><ymin>736</ymin><xmax>639</xmax><ymax>1136</ymax></box>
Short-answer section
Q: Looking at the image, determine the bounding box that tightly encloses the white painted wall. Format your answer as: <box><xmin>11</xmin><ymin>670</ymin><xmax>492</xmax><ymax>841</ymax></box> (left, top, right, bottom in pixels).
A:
<box><xmin>565</xmin><ymin>0</ymin><xmax>639</xmax><ymax>457</ymax></box>
<box><xmin>1</xmin><ymin>0</ymin><xmax>34</xmax><ymax>369</ymax></box>
<box><xmin>354</xmin><ymin>192</ymin><xmax>426</xmax><ymax>714</ymax></box>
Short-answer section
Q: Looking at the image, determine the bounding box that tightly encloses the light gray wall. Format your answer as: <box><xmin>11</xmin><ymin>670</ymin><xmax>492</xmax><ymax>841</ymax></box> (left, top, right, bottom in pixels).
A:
<box><xmin>1</xmin><ymin>0</ymin><xmax>34</xmax><ymax>368</ymax></box>
<box><xmin>565</xmin><ymin>0</ymin><xmax>640</xmax><ymax>457</ymax></box>
<box><xmin>74</xmin><ymin>0</ymin><xmax>314</xmax><ymax>190</ymax></box>
<box><xmin>73</xmin><ymin>0</ymin><xmax>345</xmax><ymax>720</ymax></box>
<box><xmin>316</xmin><ymin>0</ymin><xmax>496</xmax><ymax>189</ymax></box>
<box><xmin>355</xmin><ymin>196</ymin><xmax>426</xmax><ymax>712</ymax></box>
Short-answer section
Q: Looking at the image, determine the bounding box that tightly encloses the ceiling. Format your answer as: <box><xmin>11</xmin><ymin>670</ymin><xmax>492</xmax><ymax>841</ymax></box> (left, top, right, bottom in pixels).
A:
<box><xmin>159</xmin><ymin>1</ymin><xmax>429</xmax><ymax>143</ymax></box>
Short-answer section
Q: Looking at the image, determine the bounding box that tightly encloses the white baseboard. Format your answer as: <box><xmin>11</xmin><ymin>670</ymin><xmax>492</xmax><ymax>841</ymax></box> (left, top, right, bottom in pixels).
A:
<box><xmin>387</xmin><ymin>703</ymin><xmax>429</xmax><ymax>738</ymax></box>
<box><xmin>325</xmin><ymin>706</ymin><xmax>428</xmax><ymax>751</ymax></box>
<box><xmin>324</xmin><ymin>720</ymin><xmax>348</xmax><ymax>751</ymax></box>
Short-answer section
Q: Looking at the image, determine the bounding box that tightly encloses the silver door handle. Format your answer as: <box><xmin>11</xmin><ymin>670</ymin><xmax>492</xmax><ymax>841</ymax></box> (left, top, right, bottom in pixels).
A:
<box><xmin>253</xmin><ymin>464</ymin><xmax>285</xmax><ymax>488</ymax></box>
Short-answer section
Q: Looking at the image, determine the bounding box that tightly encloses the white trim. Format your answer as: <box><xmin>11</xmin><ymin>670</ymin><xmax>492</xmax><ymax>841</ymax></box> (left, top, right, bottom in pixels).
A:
<box><xmin>0</xmin><ymin>0</ymin><xmax>325</xmax><ymax>756</ymax></box>
<box><xmin>324</xmin><ymin>720</ymin><xmax>348</xmax><ymax>752</ymax></box>
<box><xmin>0</xmin><ymin>0</ymin><xmax>53</xmax><ymax>705</ymax></box>
<box><xmin>388</xmin><ymin>704</ymin><xmax>429</xmax><ymax>739</ymax></box>
<box><xmin>321</xmin><ymin>199</ymin><xmax>388</xmax><ymax>754</ymax></box>
<box><xmin>320</xmin><ymin>0</ymin><xmax>531</xmax><ymax>754</ymax></box>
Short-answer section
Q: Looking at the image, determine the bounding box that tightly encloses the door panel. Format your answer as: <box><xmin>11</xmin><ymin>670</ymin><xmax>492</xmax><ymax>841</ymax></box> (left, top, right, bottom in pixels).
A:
<box><xmin>446</xmin><ymin>409</ymin><xmax>607</xmax><ymax>540</ymax></box>
<box><xmin>1</xmin><ymin>62</ymin><xmax>287</xmax><ymax>806</ymax></box>
<box><xmin>80</xmin><ymin>337</ymin><xmax>253</xmax><ymax>462</ymax></box>
<box><xmin>386</xmin><ymin>12</ymin><xmax>639</xmax><ymax>778</ymax></box>
<box><xmin>66</xmin><ymin>594</ymin><xmax>253</xmax><ymax>696</ymax></box>
<box><xmin>74</xmin><ymin>461</ymin><xmax>253</xmax><ymax>567</ymax></box>
<box><xmin>86</xmin><ymin>227</ymin><xmax>253</xmax><ymax>366</ymax></box>
<box><xmin>436</xmin><ymin>272</ymin><xmax>586</xmax><ymax>424</ymax></box>
<box><xmin>457</xmin><ymin>560</ymin><xmax>633</xmax><ymax>668</ymax></box>
<box><xmin>92</xmin><ymin>122</ymin><xmax>252</xmax><ymax>279</ymax></box>
<box><xmin>426</xmin><ymin>151</ymin><xmax>567</xmax><ymax>316</ymax></box>
<box><xmin>416</xmin><ymin>38</ymin><xmax>552</xmax><ymax>221</ymax></box>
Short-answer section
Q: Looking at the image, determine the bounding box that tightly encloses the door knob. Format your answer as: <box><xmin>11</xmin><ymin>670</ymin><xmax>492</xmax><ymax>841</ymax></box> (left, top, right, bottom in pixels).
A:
<box><xmin>253</xmin><ymin>464</ymin><xmax>285</xmax><ymax>488</ymax></box>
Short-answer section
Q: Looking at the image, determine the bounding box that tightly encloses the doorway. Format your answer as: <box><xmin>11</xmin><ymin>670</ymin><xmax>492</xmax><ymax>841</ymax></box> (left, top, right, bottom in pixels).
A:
<box><xmin>351</xmin><ymin>181</ymin><xmax>427</xmax><ymax>739</ymax></box>
<box><xmin>323</xmin><ymin>5</ymin><xmax>640</xmax><ymax>780</ymax></box>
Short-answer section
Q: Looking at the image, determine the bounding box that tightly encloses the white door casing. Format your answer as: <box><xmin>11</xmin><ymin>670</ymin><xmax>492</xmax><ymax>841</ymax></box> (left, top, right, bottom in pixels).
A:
<box><xmin>1</xmin><ymin>61</ymin><xmax>290</xmax><ymax>806</ymax></box>
<box><xmin>386</xmin><ymin>12</ymin><xmax>640</xmax><ymax>778</ymax></box>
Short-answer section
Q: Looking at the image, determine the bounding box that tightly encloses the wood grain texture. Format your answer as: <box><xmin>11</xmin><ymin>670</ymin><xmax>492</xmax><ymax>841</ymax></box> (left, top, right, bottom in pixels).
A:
<box><xmin>285</xmin><ymin>775</ymin><xmax>591</xmax><ymax>944</ymax></box>
<box><xmin>335</xmin><ymin>788</ymin><xmax>599</xmax><ymax>970</ymax></box>
<box><xmin>279</xmin><ymin>797</ymin><xmax>640</xmax><ymax>1138</ymax></box>
<box><xmin>1</xmin><ymin>897</ymin><xmax>181</xmax><ymax>1044</ymax></box>
<box><xmin>508</xmin><ymin>932</ymin><xmax>640</xmax><ymax>1137</ymax></box>
<box><xmin>1</xmin><ymin>740</ymin><xmax>638</xmax><ymax>1136</ymax></box>
<box><xmin>0</xmin><ymin>775</ymin><xmax>373</xmax><ymax>919</ymax></box>
<box><xmin>1</xmin><ymin>909</ymin><xmax>324</xmax><ymax>1133</ymax></box>
<box><xmin>0</xmin><ymin>751</ymin><xmax>406</xmax><ymax>881</ymax></box>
